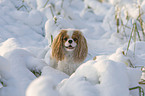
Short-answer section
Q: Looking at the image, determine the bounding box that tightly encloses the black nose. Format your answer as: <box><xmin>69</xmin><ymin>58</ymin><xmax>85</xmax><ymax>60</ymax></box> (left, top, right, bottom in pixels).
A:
<box><xmin>68</xmin><ymin>40</ymin><xmax>73</xmax><ymax>44</ymax></box>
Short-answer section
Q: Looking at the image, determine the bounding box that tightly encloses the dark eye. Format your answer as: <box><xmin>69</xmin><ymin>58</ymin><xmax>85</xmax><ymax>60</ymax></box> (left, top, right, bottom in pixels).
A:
<box><xmin>64</xmin><ymin>37</ymin><xmax>68</xmax><ymax>41</ymax></box>
<box><xmin>73</xmin><ymin>38</ymin><xmax>77</xmax><ymax>41</ymax></box>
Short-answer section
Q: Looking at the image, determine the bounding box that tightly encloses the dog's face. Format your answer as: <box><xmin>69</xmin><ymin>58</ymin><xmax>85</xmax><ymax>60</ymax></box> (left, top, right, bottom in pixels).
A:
<box><xmin>51</xmin><ymin>29</ymin><xmax>88</xmax><ymax>62</ymax></box>
<box><xmin>62</xmin><ymin>30</ymin><xmax>79</xmax><ymax>52</ymax></box>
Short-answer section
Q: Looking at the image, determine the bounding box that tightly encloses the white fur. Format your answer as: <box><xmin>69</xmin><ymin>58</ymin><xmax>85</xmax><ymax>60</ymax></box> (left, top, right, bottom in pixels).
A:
<box><xmin>67</xmin><ymin>29</ymin><xmax>74</xmax><ymax>37</ymax></box>
<box><xmin>57</xmin><ymin>53</ymin><xmax>81</xmax><ymax>75</ymax></box>
<box><xmin>50</xmin><ymin>50</ymin><xmax>81</xmax><ymax>75</ymax></box>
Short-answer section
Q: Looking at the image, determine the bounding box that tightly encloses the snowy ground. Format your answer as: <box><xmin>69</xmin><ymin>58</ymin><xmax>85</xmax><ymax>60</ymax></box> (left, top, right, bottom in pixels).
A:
<box><xmin>0</xmin><ymin>0</ymin><xmax>145</xmax><ymax>96</ymax></box>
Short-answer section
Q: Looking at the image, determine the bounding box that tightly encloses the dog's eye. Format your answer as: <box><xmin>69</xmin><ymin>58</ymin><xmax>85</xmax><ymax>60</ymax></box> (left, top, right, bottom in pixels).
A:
<box><xmin>73</xmin><ymin>38</ymin><xmax>77</xmax><ymax>41</ymax></box>
<box><xmin>63</xmin><ymin>37</ymin><xmax>68</xmax><ymax>41</ymax></box>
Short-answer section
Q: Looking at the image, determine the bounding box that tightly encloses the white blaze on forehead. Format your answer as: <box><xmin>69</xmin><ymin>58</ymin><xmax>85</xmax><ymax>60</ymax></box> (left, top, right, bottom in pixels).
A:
<box><xmin>66</xmin><ymin>29</ymin><xmax>75</xmax><ymax>38</ymax></box>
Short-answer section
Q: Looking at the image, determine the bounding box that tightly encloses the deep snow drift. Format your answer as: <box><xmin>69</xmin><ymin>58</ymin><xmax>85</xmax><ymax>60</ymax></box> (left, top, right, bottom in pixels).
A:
<box><xmin>0</xmin><ymin>0</ymin><xmax>145</xmax><ymax>96</ymax></box>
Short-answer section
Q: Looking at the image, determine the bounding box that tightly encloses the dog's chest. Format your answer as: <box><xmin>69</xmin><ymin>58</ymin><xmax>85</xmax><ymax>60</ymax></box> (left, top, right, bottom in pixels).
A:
<box><xmin>57</xmin><ymin>55</ymin><xmax>80</xmax><ymax>75</ymax></box>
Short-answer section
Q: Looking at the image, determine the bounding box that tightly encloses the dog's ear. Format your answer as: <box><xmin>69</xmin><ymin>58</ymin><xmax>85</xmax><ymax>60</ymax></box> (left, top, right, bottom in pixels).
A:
<box><xmin>74</xmin><ymin>31</ymin><xmax>88</xmax><ymax>63</ymax></box>
<box><xmin>51</xmin><ymin>30</ymin><xmax>67</xmax><ymax>61</ymax></box>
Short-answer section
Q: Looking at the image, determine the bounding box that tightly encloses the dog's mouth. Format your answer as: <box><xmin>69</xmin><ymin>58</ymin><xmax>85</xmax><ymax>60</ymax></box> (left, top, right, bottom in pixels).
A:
<box><xmin>65</xmin><ymin>45</ymin><xmax>75</xmax><ymax>49</ymax></box>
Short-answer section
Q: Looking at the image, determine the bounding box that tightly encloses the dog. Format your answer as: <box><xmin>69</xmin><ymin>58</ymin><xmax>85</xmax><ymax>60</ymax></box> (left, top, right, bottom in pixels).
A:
<box><xmin>50</xmin><ymin>29</ymin><xmax>88</xmax><ymax>75</ymax></box>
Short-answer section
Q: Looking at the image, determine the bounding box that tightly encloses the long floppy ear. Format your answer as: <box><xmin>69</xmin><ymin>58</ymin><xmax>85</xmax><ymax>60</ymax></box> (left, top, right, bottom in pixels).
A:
<box><xmin>74</xmin><ymin>31</ymin><xmax>88</xmax><ymax>63</ymax></box>
<box><xmin>51</xmin><ymin>30</ymin><xmax>67</xmax><ymax>61</ymax></box>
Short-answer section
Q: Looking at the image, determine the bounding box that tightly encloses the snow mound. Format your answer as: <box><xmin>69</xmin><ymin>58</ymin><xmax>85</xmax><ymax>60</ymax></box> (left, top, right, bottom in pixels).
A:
<box><xmin>58</xmin><ymin>76</ymin><xmax>98</xmax><ymax>96</ymax></box>
<box><xmin>26</xmin><ymin>76</ymin><xmax>59</xmax><ymax>96</ymax></box>
<box><xmin>0</xmin><ymin>56</ymin><xmax>10</xmax><ymax>73</ymax></box>
<box><xmin>57</xmin><ymin>59</ymin><xmax>141</xmax><ymax>96</ymax></box>
<box><xmin>25</xmin><ymin>58</ymin><xmax>141</xmax><ymax>96</ymax></box>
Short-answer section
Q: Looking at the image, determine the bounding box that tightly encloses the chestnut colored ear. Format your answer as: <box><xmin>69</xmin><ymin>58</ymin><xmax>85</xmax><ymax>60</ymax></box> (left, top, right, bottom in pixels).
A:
<box><xmin>74</xmin><ymin>31</ymin><xmax>88</xmax><ymax>63</ymax></box>
<box><xmin>51</xmin><ymin>30</ymin><xmax>67</xmax><ymax>61</ymax></box>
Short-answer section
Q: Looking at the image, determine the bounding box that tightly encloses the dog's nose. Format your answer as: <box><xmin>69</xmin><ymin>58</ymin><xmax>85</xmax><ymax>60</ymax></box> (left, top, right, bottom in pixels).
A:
<box><xmin>68</xmin><ymin>40</ymin><xmax>73</xmax><ymax>44</ymax></box>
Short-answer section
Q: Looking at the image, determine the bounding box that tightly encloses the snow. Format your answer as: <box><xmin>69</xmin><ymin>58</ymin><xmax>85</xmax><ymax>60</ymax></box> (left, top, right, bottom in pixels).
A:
<box><xmin>26</xmin><ymin>76</ymin><xmax>59</xmax><ymax>96</ymax></box>
<box><xmin>0</xmin><ymin>0</ymin><xmax>145</xmax><ymax>96</ymax></box>
<box><xmin>58</xmin><ymin>76</ymin><xmax>99</xmax><ymax>96</ymax></box>
<box><xmin>58</xmin><ymin>60</ymin><xmax>130</xmax><ymax>96</ymax></box>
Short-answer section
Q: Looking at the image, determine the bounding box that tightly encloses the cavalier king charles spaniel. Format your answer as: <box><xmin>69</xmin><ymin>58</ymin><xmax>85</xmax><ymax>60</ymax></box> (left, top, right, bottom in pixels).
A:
<box><xmin>50</xmin><ymin>29</ymin><xmax>88</xmax><ymax>75</ymax></box>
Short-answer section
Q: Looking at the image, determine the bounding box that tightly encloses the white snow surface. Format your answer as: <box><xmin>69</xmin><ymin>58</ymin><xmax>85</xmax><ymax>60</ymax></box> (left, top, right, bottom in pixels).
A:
<box><xmin>0</xmin><ymin>0</ymin><xmax>145</xmax><ymax>96</ymax></box>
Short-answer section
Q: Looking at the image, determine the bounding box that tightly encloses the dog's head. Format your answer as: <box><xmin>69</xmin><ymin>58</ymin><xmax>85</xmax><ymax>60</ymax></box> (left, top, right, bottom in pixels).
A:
<box><xmin>51</xmin><ymin>29</ymin><xmax>88</xmax><ymax>62</ymax></box>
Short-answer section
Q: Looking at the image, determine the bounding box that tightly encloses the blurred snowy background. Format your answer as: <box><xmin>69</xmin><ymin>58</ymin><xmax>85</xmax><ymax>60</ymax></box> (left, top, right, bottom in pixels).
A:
<box><xmin>0</xmin><ymin>0</ymin><xmax>145</xmax><ymax>96</ymax></box>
